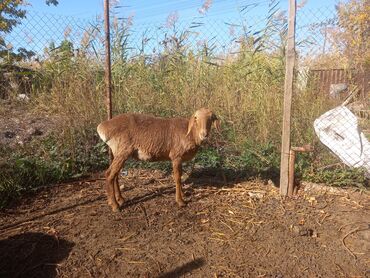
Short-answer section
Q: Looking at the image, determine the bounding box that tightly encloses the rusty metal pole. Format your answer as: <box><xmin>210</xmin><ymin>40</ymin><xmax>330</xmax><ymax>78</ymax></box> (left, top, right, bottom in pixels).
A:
<box><xmin>288</xmin><ymin>145</ymin><xmax>314</xmax><ymax>196</ymax></box>
<box><xmin>104</xmin><ymin>0</ymin><xmax>113</xmax><ymax>160</ymax></box>
<box><xmin>288</xmin><ymin>149</ymin><xmax>296</xmax><ymax>196</ymax></box>
<box><xmin>104</xmin><ymin>0</ymin><xmax>112</xmax><ymax>120</ymax></box>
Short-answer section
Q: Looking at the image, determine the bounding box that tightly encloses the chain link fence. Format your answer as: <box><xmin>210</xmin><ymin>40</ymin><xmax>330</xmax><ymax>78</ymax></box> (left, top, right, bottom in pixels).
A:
<box><xmin>1</xmin><ymin>2</ymin><xmax>369</xmax><ymax>182</ymax></box>
<box><xmin>2</xmin><ymin>6</ymin><xmax>345</xmax><ymax>63</ymax></box>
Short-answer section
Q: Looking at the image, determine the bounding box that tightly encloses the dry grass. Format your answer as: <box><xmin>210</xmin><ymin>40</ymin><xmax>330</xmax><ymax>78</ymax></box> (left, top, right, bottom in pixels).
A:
<box><xmin>31</xmin><ymin>48</ymin><xmax>333</xmax><ymax>151</ymax></box>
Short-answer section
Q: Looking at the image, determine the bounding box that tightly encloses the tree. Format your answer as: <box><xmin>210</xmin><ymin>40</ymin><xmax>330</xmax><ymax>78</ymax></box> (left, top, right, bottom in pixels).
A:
<box><xmin>330</xmin><ymin>0</ymin><xmax>369</xmax><ymax>68</ymax></box>
<box><xmin>0</xmin><ymin>0</ymin><xmax>58</xmax><ymax>62</ymax></box>
<box><xmin>334</xmin><ymin>0</ymin><xmax>369</xmax><ymax>98</ymax></box>
<box><xmin>305</xmin><ymin>0</ymin><xmax>369</xmax><ymax>74</ymax></box>
<box><xmin>46</xmin><ymin>0</ymin><xmax>59</xmax><ymax>5</ymax></box>
<box><xmin>0</xmin><ymin>0</ymin><xmax>26</xmax><ymax>34</ymax></box>
<box><xmin>1</xmin><ymin>0</ymin><xmax>26</xmax><ymax>60</ymax></box>
<box><xmin>0</xmin><ymin>0</ymin><xmax>58</xmax><ymax>33</ymax></box>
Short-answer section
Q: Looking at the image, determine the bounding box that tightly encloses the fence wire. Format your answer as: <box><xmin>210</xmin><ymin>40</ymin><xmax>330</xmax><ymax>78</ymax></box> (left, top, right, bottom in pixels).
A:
<box><xmin>1</xmin><ymin>4</ymin><xmax>369</xmax><ymax>179</ymax></box>
<box><xmin>2</xmin><ymin>7</ymin><xmax>344</xmax><ymax>63</ymax></box>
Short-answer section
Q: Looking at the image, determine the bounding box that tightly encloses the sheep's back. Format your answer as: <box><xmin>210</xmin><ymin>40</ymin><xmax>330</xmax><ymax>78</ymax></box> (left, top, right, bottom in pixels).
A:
<box><xmin>99</xmin><ymin>113</ymin><xmax>190</xmax><ymax>161</ymax></box>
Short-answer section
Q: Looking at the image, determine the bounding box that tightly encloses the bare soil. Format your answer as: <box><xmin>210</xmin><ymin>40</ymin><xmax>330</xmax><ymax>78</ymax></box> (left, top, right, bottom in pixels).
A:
<box><xmin>0</xmin><ymin>101</ymin><xmax>57</xmax><ymax>150</ymax></box>
<box><xmin>0</xmin><ymin>169</ymin><xmax>369</xmax><ymax>278</ymax></box>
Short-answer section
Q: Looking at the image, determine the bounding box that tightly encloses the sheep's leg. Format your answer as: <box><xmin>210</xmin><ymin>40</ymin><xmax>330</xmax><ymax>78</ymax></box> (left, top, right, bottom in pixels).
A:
<box><xmin>114</xmin><ymin>174</ymin><xmax>124</xmax><ymax>206</ymax></box>
<box><xmin>106</xmin><ymin>153</ymin><xmax>127</xmax><ymax>212</ymax></box>
<box><xmin>104</xmin><ymin>168</ymin><xmax>117</xmax><ymax>210</ymax></box>
<box><xmin>107</xmin><ymin>153</ymin><xmax>124</xmax><ymax>207</ymax></box>
<box><xmin>172</xmin><ymin>159</ymin><xmax>186</xmax><ymax>207</ymax></box>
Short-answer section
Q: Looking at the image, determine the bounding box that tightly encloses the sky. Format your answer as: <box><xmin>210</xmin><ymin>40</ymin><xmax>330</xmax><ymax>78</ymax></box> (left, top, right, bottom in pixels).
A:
<box><xmin>5</xmin><ymin>0</ymin><xmax>343</xmax><ymax>58</ymax></box>
<box><xmin>26</xmin><ymin>0</ymin><xmax>340</xmax><ymax>24</ymax></box>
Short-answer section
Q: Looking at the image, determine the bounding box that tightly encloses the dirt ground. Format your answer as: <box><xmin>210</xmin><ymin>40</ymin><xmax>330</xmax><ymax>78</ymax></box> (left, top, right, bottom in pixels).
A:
<box><xmin>0</xmin><ymin>101</ymin><xmax>57</xmax><ymax>149</ymax></box>
<box><xmin>0</xmin><ymin>169</ymin><xmax>369</xmax><ymax>278</ymax></box>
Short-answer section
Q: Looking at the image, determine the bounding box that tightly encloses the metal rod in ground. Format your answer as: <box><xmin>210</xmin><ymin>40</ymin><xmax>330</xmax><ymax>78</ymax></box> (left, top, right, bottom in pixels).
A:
<box><xmin>288</xmin><ymin>145</ymin><xmax>313</xmax><ymax>196</ymax></box>
<box><xmin>288</xmin><ymin>150</ymin><xmax>296</xmax><ymax>196</ymax></box>
<box><xmin>279</xmin><ymin>0</ymin><xmax>296</xmax><ymax>196</ymax></box>
<box><xmin>104</xmin><ymin>0</ymin><xmax>113</xmax><ymax>161</ymax></box>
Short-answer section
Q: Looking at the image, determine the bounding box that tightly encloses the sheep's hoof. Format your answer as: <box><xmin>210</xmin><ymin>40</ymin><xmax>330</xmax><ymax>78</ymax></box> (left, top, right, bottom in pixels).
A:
<box><xmin>108</xmin><ymin>200</ymin><xmax>120</xmax><ymax>212</ymax></box>
<box><xmin>176</xmin><ymin>199</ymin><xmax>187</xmax><ymax>207</ymax></box>
<box><xmin>117</xmin><ymin>198</ymin><xmax>125</xmax><ymax>206</ymax></box>
<box><xmin>111</xmin><ymin>204</ymin><xmax>120</xmax><ymax>212</ymax></box>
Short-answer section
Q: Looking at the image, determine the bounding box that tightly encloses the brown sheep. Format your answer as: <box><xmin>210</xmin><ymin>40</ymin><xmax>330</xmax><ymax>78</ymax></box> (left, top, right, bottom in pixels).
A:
<box><xmin>97</xmin><ymin>107</ymin><xmax>220</xmax><ymax>212</ymax></box>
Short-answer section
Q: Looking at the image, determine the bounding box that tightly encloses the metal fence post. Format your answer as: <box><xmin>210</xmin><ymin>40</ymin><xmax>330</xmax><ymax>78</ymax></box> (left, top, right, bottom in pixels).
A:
<box><xmin>104</xmin><ymin>0</ymin><xmax>113</xmax><ymax>160</ymax></box>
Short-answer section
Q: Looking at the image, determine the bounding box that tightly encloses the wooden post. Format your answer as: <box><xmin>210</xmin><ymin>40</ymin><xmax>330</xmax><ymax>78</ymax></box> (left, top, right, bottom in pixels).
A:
<box><xmin>104</xmin><ymin>0</ymin><xmax>113</xmax><ymax>160</ymax></box>
<box><xmin>280</xmin><ymin>0</ymin><xmax>296</xmax><ymax>196</ymax></box>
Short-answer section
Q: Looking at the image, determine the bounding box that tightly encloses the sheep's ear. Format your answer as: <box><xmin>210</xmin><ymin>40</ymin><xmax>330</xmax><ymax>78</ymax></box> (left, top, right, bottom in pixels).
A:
<box><xmin>212</xmin><ymin>115</ymin><xmax>221</xmax><ymax>133</ymax></box>
<box><xmin>186</xmin><ymin>115</ymin><xmax>196</xmax><ymax>136</ymax></box>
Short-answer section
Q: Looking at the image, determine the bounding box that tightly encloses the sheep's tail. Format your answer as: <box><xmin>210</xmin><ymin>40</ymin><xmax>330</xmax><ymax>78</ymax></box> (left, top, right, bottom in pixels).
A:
<box><xmin>97</xmin><ymin>123</ymin><xmax>109</xmax><ymax>143</ymax></box>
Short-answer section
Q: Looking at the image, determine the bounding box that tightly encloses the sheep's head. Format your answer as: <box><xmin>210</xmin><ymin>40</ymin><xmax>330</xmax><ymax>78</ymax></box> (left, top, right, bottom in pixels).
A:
<box><xmin>186</xmin><ymin>108</ymin><xmax>221</xmax><ymax>143</ymax></box>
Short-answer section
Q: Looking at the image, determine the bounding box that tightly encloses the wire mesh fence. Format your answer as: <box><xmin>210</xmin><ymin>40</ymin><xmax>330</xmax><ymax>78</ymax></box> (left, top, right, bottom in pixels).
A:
<box><xmin>1</xmin><ymin>2</ymin><xmax>369</xmax><ymax>182</ymax></box>
<box><xmin>2</xmin><ymin>5</ymin><xmax>346</xmax><ymax>64</ymax></box>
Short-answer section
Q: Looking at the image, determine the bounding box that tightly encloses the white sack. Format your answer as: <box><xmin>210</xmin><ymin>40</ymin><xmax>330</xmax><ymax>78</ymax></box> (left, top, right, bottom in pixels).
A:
<box><xmin>314</xmin><ymin>106</ymin><xmax>370</xmax><ymax>176</ymax></box>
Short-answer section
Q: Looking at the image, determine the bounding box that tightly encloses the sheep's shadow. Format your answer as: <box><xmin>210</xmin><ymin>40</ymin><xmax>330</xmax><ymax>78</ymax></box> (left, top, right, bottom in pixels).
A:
<box><xmin>181</xmin><ymin>167</ymin><xmax>279</xmax><ymax>201</ymax></box>
<box><xmin>0</xmin><ymin>232</ymin><xmax>74</xmax><ymax>278</ymax></box>
<box><xmin>121</xmin><ymin>166</ymin><xmax>279</xmax><ymax>207</ymax></box>
<box><xmin>121</xmin><ymin>185</ymin><xmax>175</xmax><ymax>209</ymax></box>
<box><xmin>184</xmin><ymin>166</ymin><xmax>280</xmax><ymax>188</ymax></box>
<box><xmin>1</xmin><ymin>195</ymin><xmax>105</xmax><ymax>231</ymax></box>
<box><xmin>156</xmin><ymin>257</ymin><xmax>205</xmax><ymax>278</ymax></box>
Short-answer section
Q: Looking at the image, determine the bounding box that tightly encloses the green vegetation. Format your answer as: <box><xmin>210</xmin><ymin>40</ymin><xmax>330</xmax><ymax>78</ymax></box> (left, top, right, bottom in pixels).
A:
<box><xmin>0</xmin><ymin>133</ymin><xmax>108</xmax><ymax>208</ymax></box>
<box><xmin>1</xmin><ymin>0</ymin><xmax>368</xmax><ymax>209</ymax></box>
